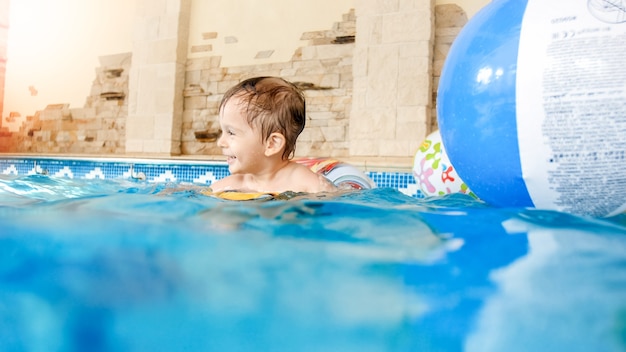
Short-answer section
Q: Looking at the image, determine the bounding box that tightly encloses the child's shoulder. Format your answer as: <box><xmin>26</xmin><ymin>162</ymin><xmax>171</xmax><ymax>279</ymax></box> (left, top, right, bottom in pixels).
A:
<box><xmin>288</xmin><ymin>161</ymin><xmax>337</xmax><ymax>192</ymax></box>
<box><xmin>288</xmin><ymin>161</ymin><xmax>323</xmax><ymax>180</ymax></box>
<box><xmin>209</xmin><ymin>173</ymin><xmax>246</xmax><ymax>193</ymax></box>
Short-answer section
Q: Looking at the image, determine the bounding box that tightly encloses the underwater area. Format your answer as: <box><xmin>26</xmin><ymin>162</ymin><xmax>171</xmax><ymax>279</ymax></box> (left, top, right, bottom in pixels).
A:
<box><xmin>0</xmin><ymin>174</ymin><xmax>625</xmax><ymax>351</ymax></box>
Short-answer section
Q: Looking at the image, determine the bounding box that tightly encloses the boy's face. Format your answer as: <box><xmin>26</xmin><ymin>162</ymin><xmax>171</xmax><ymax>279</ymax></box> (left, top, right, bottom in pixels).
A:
<box><xmin>217</xmin><ymin>97</ymin><xmax>266</xmax><ymax>174</ymax></box>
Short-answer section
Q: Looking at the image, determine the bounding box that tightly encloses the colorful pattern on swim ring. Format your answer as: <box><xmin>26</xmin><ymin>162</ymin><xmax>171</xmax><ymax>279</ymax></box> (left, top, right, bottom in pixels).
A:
<box><xmin>413</xmin><ymin>130</ymin><xmax>476</xmax><ymax>198</ymax></box>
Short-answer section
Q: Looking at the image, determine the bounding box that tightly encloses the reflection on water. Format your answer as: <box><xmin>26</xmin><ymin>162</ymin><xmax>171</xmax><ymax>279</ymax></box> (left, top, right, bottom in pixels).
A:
<box><xmin>0</xmin><ymin>175</ymin><xmax>625</xmax><ymax>351</ymax></box>
<box><xmin>466</xmin><ymin>216</ymin><xmax>626</xmax><ymax>352</ymax></box>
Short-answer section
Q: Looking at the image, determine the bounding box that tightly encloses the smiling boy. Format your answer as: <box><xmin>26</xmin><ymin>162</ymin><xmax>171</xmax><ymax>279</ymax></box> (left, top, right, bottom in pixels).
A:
<box><xmin>209</xmin><ymin>76</ymin><xmax>337</xmax><ymax>195</ymax></box>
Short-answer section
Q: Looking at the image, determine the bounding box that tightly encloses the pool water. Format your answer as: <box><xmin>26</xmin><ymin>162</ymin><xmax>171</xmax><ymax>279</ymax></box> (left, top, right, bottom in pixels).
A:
<box><xmin>1</xmin><ymin>174</ymin><xmax>625</xmax><ymax>351</ymax></box>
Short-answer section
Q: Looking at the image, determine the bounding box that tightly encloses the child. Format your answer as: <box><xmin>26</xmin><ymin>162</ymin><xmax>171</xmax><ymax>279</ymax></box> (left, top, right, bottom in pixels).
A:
<box><xmin>209</xmin><ymin>76</ymin><xmax>337</xmax><ymax>195</ymax></box>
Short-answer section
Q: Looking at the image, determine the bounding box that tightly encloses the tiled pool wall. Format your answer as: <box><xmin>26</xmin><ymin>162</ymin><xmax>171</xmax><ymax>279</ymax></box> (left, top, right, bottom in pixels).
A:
<box><xmin>0</xmin><ymin>157</ymin><xmax>423</xmax><ymax>198</ymax></box>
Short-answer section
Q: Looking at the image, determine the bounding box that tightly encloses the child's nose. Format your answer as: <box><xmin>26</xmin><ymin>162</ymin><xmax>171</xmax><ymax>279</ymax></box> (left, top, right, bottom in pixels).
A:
<box><xmin>216</xmin><ymin>130</ymin><xmax>226</xmax><ymax>147</ymax></box>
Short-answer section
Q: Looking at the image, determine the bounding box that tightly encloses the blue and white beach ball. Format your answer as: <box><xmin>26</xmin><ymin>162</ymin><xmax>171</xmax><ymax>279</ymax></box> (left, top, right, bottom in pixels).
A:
<box><xmin>437</xmin><ymin>0</ymin><xmax>626</xmax><ymax>217</ymax></box>
<box><xmin>413</xmin><ymin>130</ymin><xmax>476</xmax><ymax>198</ymax></box>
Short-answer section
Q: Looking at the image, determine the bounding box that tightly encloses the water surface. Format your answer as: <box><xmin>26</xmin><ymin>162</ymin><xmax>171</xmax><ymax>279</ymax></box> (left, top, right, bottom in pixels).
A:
<box><xmin>1</xmin><ymin>175</ymin><xmax>625</xmax><ymax>351</ymax></box>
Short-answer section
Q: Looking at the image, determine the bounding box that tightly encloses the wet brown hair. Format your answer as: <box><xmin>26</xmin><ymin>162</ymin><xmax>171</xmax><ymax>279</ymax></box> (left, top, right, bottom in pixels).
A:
<box><xmin>219</xmin><ymin>76</ymin><xmax>306</xmax><ymax>160</ymax></box>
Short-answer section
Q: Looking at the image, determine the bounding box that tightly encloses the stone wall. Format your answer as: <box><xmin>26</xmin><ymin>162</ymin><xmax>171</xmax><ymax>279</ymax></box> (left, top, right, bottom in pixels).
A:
<box><xmin>350</xmin><ymin>0</ymin><xmax>434</xmax><ymax>161</ymax></box>
<box><xmin>0</xmin><ymin>0</ymin><xmax>8</xmax><ymax>121</ymax></box>
<box><xmin>182</xmin><ymin>9</ymin><xmax>356</xmax><ymax>158</ymax></box>
<box><xmin>0</xmin><ymin>53</ymin><xmax>130</xmax><ymax>153</ymax></box>
<box><xmin>0</xmin><ymin>4</ymin><xmax>468</xmax><ymax>162</ymax></box>
<box><xmin>125</xmin><ymin>0</ymin><xmax>190</xmax><ymax>156</ymax></box>
<box><xmin>431</xmin><ymin>4</ymin><xmax>468</xmax><ymax>131</ymax></box>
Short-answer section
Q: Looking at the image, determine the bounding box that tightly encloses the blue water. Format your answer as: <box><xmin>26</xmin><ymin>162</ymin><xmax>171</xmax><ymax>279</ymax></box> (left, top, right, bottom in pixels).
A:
<box><xmin>0</xmin><ymin>175</ymin><xmax>625</xmax><ymax>351</ymax></box>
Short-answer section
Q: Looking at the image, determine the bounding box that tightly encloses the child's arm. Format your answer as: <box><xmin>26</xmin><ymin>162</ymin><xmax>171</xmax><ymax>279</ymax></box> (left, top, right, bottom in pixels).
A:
<box><xmin>315</xmin><ymin>173</ymin><xmax>338</xmax><ymax>193</ymax></box>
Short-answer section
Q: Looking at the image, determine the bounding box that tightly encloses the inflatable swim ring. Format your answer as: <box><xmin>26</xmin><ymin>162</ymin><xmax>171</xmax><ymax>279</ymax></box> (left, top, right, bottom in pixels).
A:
<box><xmin>205</xmin><ymin>158</ymin><xmax>376</xmax><ymax>200</ymax></box>
<box><xmin>206</xmin><ymin>190</ymin><xmax>277</xmax><ymax>201</ymax></box>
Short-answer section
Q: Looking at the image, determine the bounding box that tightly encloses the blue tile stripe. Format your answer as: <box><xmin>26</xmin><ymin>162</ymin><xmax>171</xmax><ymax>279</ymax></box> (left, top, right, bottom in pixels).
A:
<box><xmin>0</xmin><ymin>157</ymin><xmax>424</xmax><ymax>198</ymax></box>
<box><xmin>369</xmin><ymin>171</ymin><xmax>423</xmax><ymax>198</ymax></box>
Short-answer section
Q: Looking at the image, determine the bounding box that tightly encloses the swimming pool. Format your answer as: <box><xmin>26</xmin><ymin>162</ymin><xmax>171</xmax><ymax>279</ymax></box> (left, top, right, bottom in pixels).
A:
<box><xmin>1</xmin><ymin>157</ymin><xmax>625</xmax><ymax>351</ymax></box>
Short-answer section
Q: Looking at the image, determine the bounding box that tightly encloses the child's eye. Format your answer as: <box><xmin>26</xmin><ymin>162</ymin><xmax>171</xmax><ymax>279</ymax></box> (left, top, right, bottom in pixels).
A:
<box><xmin>220</xmin><ymin>129</ymin><xmax>234</xmax><ymax>137</ymax></box>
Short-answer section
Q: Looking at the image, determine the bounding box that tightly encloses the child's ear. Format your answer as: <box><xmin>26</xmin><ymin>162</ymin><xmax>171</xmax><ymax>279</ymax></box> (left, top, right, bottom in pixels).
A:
<box><xmin>264</xmin><ymin>132</ymin><xmax>286</xmax><ymax>157</ymax></box>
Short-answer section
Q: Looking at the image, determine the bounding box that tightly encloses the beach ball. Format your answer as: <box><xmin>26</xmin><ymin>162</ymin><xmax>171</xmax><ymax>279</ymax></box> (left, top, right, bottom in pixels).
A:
<box><xmin>437</xmin><ymin>0</ymin><xmax>626</xmax><ymax>217</ymax></box>
<box><xmin>413</xmin><ymin>130</ymin><xmax>476</xmax><ymax>198</ymax></box>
